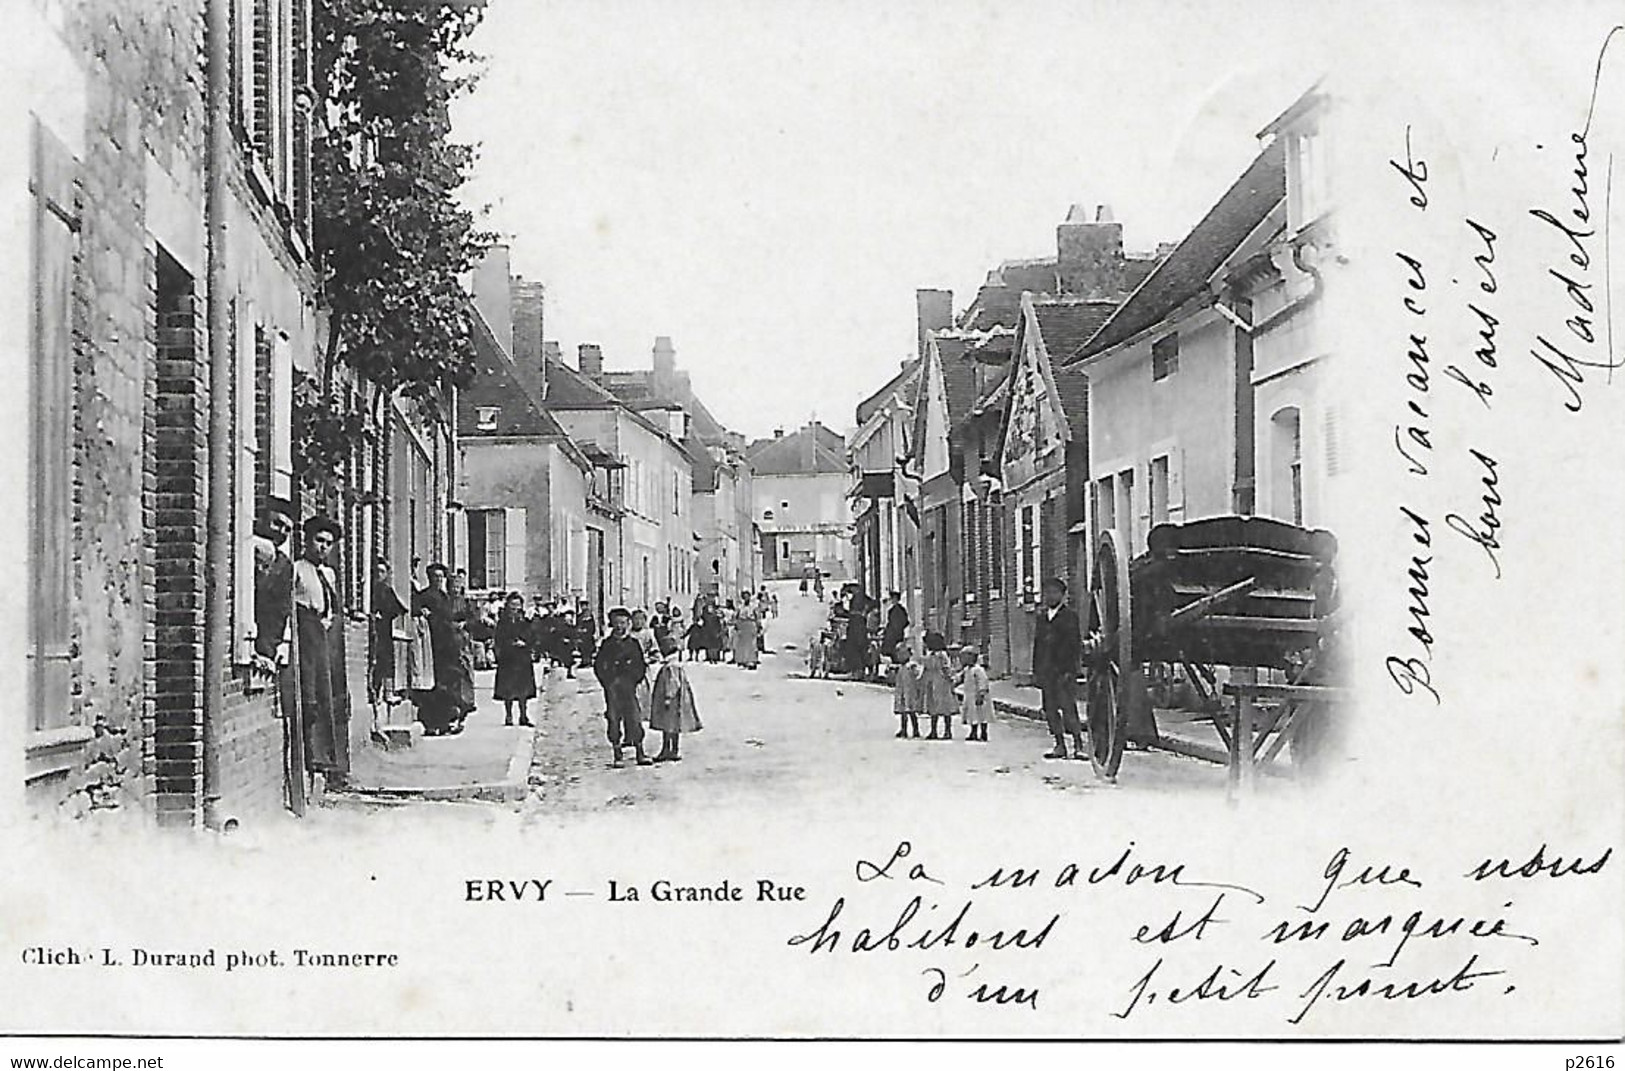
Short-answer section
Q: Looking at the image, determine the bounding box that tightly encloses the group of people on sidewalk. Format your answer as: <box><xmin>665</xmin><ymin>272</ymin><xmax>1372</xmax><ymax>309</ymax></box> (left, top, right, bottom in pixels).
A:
<box><xmin>368</xmin><ymin>562</ymin><xmax>608</xmax><ymax>738</ymax></box>
<box><xmin>880</xmin><ymin>576</ymin><xmax>1090</xmax><ymax>760</ymax></box>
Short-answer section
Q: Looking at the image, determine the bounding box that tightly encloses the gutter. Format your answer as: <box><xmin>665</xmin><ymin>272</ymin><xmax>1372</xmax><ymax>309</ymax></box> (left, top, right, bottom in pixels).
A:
<box><xmin>201</xmin><ymin>0</ymin><xmax>232</xmax><ymax>830</ymax></box>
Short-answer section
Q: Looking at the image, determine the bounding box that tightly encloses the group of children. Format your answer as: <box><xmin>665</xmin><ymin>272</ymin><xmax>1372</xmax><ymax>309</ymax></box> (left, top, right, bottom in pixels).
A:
<box><xmin>891</xmin><ymin>632</ymin><xmax>993</xmax><ymax>742</ymax></box>
<box><xmin>593</xmin><ymin>606</ymin><xmax>703</xmax><ymax>768</ymax></box>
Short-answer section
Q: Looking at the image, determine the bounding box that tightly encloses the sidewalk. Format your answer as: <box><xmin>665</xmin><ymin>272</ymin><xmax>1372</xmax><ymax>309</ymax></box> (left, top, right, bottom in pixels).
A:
<box><xmin>985</xmin><ymin>678</ymin><xmax>1232</xmax><ymax>766</ymax></box>
<box><xmin>341</xmin><ymin>671</ymin><xmax>538</xmax><ymax>803</ymax></box>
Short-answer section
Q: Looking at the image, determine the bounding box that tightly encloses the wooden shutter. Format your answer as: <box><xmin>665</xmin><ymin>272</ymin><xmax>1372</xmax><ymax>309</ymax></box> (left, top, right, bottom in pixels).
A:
<box><xmin>252</xmin><ymin>0</ymin><xmax>272</xmax><ymax>156</ymax></box>
<box><xmin>29</xmin><ymin>122</ymin><xmax>79</xmax><ymax>732</ymax></box>
<box><xmin>231</xmin><ymin>314</ymin><xmax>259</xmax><ymax>663</ymax></box>
<box><xmin>1168</xmin><ymin>446</ymin><xmax>1186</xmax><ymax>518</ymax></box>
<box><xmin>1324</xmin><ymin>405</ymin><xmax>1342</xmax><ymax>476</ymax></box>
<box><xmin>485</xmin><ymin>509</ymin><xmax>506</xmax><ymax>589</ymax></box>
<box><xmin>504</xmin><ymin>507</ymin><xmax>527</xmax><ymax>590</ymax></box>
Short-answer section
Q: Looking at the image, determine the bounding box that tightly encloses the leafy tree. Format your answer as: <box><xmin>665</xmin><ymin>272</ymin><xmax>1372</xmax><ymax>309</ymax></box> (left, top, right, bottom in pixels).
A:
<box><xmin>298</xmin><ymin>0</ymin><xmax>493</xmax><ymax>498</ymax></box>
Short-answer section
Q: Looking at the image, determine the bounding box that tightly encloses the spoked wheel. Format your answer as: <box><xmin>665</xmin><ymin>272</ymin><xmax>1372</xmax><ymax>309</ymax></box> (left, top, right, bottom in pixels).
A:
<box><xmin>1086</xmin><ymin>529</ymin><xmax>1132</xmax><ymax>780</ymax></box>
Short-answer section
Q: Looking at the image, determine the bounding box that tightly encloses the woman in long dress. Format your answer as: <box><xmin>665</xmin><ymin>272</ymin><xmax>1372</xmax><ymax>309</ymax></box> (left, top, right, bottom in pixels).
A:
<box><xmin>411</xmin><ymin>564</ymin><xmax>467</xmax><ymax>736</ymax></box>
<box><xmin>445</xmin><ymin>571</ymin><xmax>478</xmax><ymax>732</ymax></box>
<box><xmin>702</xmin><ymin>603</ymin><xmax>725</xmax><ymax>663</ymax></box>
<box><xmin>493</xmin><ymin>592</ymin><xmax>537</xmax><ymax>727</ymax></box>
<box><xmin>733</xmin><ymin>592</ymin><xmax>761</xmax><ymax>670</ymax></box>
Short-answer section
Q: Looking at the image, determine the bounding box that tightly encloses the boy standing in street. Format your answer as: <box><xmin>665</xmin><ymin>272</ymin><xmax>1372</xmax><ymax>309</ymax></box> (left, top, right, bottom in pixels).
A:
<box><xmin>594</xmin><ymin>607</ymin><xmax>652</xmax><ymax>768</ymax></box>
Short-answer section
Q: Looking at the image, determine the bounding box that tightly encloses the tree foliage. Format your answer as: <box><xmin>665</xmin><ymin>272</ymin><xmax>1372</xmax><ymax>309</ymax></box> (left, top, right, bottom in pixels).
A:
<box><xmin>297</xmin><ymin>0</ymin><xmax>492</xmax><ymax>496</ymax></box>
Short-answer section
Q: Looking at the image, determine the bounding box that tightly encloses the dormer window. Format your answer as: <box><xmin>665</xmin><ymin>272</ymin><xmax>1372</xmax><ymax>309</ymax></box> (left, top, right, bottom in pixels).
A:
<box><xmin>476</xmin><ymin>406</ymin><xmax>499</xmax><ymax>431</ymax></box>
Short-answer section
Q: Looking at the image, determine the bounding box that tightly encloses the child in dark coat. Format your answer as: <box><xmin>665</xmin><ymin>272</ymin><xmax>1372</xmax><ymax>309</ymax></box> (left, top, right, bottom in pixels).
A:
<box><xmin>594</xmin><ymin>607</ymin><xmax>650</xmax><ymax>767</ymax></box>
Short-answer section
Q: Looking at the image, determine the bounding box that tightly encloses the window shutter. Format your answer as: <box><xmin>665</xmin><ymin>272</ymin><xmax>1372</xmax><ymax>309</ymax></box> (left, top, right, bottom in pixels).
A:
<box><xmin>233</xmin><ymin>314</ymin><xmax>260</xmax><ymax>663</ymax></box>
<box><xmin>503</xmin><ymin>507</ymin><xmax>527</xmax><ymax>590</ymax></box>
<box><xmin>1324</xmin><ymin>405</ymin><xmax>1342</xmax><ymax>476</ymax></box>
<box><xmin>1168</xmin><ymin>446</ymin><xmax>1185</xmax><ymax>517</ymax></box>
<box><xmin>29</xmin><ymin>121</ymin><xmax>78</xmax><ymax>732</ymax></box>
<box><xmin>485</xmin><ymin>509</ymin><xmax>506</xmax><ymax>589</ymax></box>
<box><xmin>270</xmin><ymin>334</ymin><xmax>293</xmax><ymax>497</ymax></box>
<box><xmin>252</xmin><ymin>0</ymin><xmax>272</xmax><ymax>157</ymax></box>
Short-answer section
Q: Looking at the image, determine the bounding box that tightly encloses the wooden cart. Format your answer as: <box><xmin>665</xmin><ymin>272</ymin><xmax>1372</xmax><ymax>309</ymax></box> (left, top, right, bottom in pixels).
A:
<box><xmin>1082</xmin><ymin>515</ymin><xmax>1344</xmax><ymax>789</ymax></box>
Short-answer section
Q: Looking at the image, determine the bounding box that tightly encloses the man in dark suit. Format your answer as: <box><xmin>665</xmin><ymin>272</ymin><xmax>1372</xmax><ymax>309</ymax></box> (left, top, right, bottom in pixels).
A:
<box><xmin>1032</xmin><ymin>576</ymin><xmax>1086</xmax><ymax>760</ymax></box>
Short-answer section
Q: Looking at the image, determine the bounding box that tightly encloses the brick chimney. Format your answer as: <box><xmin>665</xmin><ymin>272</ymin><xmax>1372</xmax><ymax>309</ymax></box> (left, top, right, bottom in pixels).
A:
<box><xmin>578</xmin><ymin>343</ymin><xmax>603</xmax><ymax>382</ymax></box>
<box><xmin>916</xmin><ymin>289</ymin><xmax>953</xmax><ymax>361</ymax></box>
<box><xmin>652</xmin><ymin>336</ymin><xmax>676</xmax><ymax>398</ymax></box>
<box><xmin>1057</xmin><ymin>203</ymin><xmax>1126</xmax><ymax>299</ymax></box>
<box><xmin>511</xmin><ymin>277</ymin><xmax>544</xmax><ymax>367</ymax></box>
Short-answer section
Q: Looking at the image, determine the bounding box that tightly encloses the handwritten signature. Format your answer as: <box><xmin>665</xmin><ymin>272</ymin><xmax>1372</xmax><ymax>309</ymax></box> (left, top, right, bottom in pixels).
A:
<box><xmin>1528</xmin><ymin>25</ymin><xmax>1624</xmax><ymax>411</ymax></box>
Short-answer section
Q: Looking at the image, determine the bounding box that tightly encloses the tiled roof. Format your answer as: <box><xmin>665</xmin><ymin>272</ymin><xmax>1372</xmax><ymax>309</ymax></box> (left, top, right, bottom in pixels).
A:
<box><xmin>932</xmin><ymin>336</ymin><xmax>982</xmax><ymax>426</ymax></box>
<box><xmin>601</xmin><ymin>370</ymin><xmax>731</xmax><ymax>444</ymax></box>
<box><xmin>745</xmin><ymin>423</ymin><xmax>848</xmax><ymax>476</ymax></box>
<box><xmin>855</xmin><ymin>359</ymin><xmax>920</xmax><ymax>424</ymax></box>
<box><xmin>685</xmin><ymin>437</ymin><xmax>720</xmax><ymax>492</ymax></box>
<box><xmin>994</xmin><ymin>258</ymin><xmax>1061</xmax><ymax>294</ymax></box>
<box><xmin>543</xmin><ymin>357</ymin><xmax>687</xmax><ymax>446</ymax></box>
<box><xmin>1053</xmin><ymin>361</ymin><xmax>1090</xmax><ymax>439</ymax></box>
<box><xmin>459</xmin><ymin>319</ymin><xmax>571</xmax><ymax>441</ymax></box>
<box><xmin>1070</xmin><ymin>140</ymin><xmax>1286</xmax><ymax>362</ymax></box>
<box><xmin>1032</xmin><ymin>299</ymin><xmax>1120</xmax><ymax>358</ymax></box>
<box><xmin>543</xmin><ymin>358</ymin><xmax>622</xmax><ymax>407</ymax></box>
<box><xmin>962</xmin><ymin>330</ymin><xmax>1015</xmax><ymax>364</ymax></box>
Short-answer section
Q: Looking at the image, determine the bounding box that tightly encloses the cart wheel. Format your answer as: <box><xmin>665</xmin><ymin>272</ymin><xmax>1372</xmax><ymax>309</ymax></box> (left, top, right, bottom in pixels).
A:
<box><xmin>1087</xmin><ymin>529</ymin><xmax>1131</xmax><ymax>779</ymax></box>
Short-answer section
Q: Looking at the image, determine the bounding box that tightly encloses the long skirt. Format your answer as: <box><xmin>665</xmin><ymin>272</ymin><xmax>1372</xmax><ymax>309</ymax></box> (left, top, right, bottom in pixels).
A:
<box><xmin>734</xmin><ymin>618</ymin><xmax>760</xmax><ymax>668</ymax></box>
<box><xmin>296</xmin><ymin>606</ymin><xmax>350</xmax><ymax>776</ymax></box>
<box><xmin>493</xmin><ymin>650</ymin><xmax>538</xmax><ymax>701</ymax></box>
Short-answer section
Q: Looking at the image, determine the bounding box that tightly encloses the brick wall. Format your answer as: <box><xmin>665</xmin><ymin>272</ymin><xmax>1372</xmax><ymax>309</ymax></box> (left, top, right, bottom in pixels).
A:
<box><xmin>210</xmin><ymin>668</ymin><xmax>284</xmax><ymax>820</ymax></box>
<box><xmin>150</xmin><ymin>265</ymin><xmax>207</xmax><ymax>827</ymax></box>
<box><xmin>25</xmin><ymin>0</ymin><xmax>213</xmax><ymax>822</ymax></box>
<box><xmin>35</xmin><ymin>0</ymin><xmax>308</xmax><ymax>826</ymax></box>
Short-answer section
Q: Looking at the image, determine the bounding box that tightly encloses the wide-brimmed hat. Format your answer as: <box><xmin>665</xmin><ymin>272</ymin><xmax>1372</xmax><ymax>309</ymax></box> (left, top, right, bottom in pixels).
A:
<box><xmin>303</xmin><ymin>515</ymin><xmax>342</xmax><ymax>540</ymax></box>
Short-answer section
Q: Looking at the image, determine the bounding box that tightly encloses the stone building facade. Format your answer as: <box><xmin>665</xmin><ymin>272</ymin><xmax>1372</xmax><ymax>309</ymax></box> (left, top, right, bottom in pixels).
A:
<box><xmin>9</xmin><ymin>0</ymin><xmax>319</xmax><ymax>825</ymax></box>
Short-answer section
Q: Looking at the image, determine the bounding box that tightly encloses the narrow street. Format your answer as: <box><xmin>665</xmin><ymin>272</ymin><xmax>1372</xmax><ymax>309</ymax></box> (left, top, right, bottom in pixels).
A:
<box><xmin>512</xmin><ymin>580</ymin><xmax>1223</xmax><ymax>821</ymax></box>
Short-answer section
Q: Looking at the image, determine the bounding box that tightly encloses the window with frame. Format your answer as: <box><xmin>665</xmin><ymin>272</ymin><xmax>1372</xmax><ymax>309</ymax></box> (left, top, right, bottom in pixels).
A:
<box><xmin>467</xmin><ymin>508</ymin><xmax>506</xmax><ymax>590</ymax></box>
<box><xmin>989</xmin><ymin>497</ymin><xmax>1005</xmax><ymax>597</ymax></box>
<box><xmin>1151</xmin><ymin>333</ymin><xmax>1180</xmax><ymax>381</ymax></box>
<box><xmin>1117</xmin><ymin>468</ymin><xmax>1137</xmax><ymax>554</ymax></box>
<box><xmin>1019</xmin><ymin>502</ymin><xmax>1040</xmax><ymax>601</ymax></box>
<box><xmin>1095</xmin><ymin>475</ymin><xmax>1117</xmax><ymax>540</ymax></box>
<box><xmin>1271</xmin><ymin>407</ymin><xmax>1304</xmax><ymax>525</ymax></box>
<box><xmin>1150</xmin><ymin>455</ymin><xmax>1171</xmax><ymax>527</ymax></box>
<box><xmin>962</xmin><ymin>502</ymin><xmax>978</xmax><ymax>600</ymax></box>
